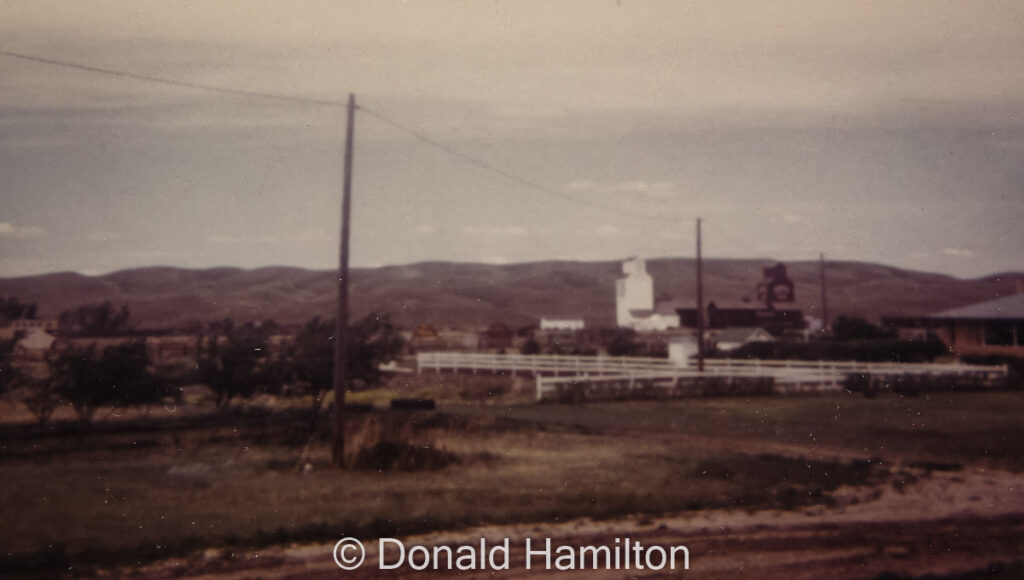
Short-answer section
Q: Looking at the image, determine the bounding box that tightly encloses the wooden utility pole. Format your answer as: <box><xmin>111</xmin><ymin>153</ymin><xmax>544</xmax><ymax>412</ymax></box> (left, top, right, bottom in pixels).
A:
<box><xmin>332</xmin><ymin>93</ymin><xmax>356</xmax><ymax>467</ymax></box>
<box><xmin>819</xmin><ymin>252</ymin><xmax>829</xmax><ymax>336</ymax></box>
<box><xmin>696</xmin><ymin>218</ymin><xmax>705</xmax><ymax>372</ymax></box>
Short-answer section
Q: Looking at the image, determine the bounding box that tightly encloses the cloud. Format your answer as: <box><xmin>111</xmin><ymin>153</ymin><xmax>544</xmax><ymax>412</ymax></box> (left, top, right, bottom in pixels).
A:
<box><xmin>943</xmin><ymin>247</ymin><xmax>975</xmax><ymax>257</ymax></box>
<box><xmin>207</xmin><ymin>234</ymin><xmax>280</xmax><ymax>245</ymax></box>
<box><xmin>593</xmin><ymin>224</ymin><xmax>621</xmax><ymax>239</ymax></box>
<box><xmin>782</xmin><ymin>213</ymin><xmax>801</xmax><ymax>224</ymax></box>
<box><xmin>615</xmin><ymin>181</ymin><xmax>676</xmax><ymax>197</ymax></box>
<box><xmin>207</xmin><ymin>229</ymin><xmax>331</xmax><ymax>245</ymax></box>
<box><xmin>566</xmin><ymin>180</ymin><xmax>677</xmax><ymax>198</ymax></box>
<box><xmin>461</xmin><ymin>225</ymin><xmax>528</xmax><ymax>236</ymax></box>
<box><xmin>116</xmin><ymin>250</ymin><xmax>184</xmax><ymax>260</ymax></box>
<box><xmin>0</xmin><ymin>222</ymin><xmax>48</xmax><ymax>239</ymax></box>
<box><xmin>567</xmin><ymin>180</ymin><xmax>597</xmax><ymax>191</ymax></box>
<box><xmin>86</xmin><ymin>230</ymin><xmax>125</xmax><ymax>242</ymax></box>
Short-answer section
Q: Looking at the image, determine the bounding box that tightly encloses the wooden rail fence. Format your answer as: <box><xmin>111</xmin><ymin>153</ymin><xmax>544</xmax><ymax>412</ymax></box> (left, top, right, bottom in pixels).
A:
<box><xmin>414</xmin><ymin>352</ymin><xmax>1008</xmax><ymax>401</ymax></box>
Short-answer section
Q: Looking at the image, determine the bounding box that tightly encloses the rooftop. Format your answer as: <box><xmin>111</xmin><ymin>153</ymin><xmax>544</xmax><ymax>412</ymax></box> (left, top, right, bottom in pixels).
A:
<box><xmin>929</xmin><ymin>294</ymin><xmax>1024</xmax><ymax>320</ymax></box>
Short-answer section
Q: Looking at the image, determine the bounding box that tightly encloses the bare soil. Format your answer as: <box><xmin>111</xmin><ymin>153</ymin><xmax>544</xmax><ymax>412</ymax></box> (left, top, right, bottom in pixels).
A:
<box><xmin>121</xmin><ymin>463</ymin><xmax>1024</xmax><ymax>579</ymax></box>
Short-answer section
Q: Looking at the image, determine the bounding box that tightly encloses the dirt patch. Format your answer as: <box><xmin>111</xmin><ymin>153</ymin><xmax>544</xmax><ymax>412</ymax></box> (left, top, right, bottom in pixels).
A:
<box><xmin>122</xmin><ymin>467</ymin><xmax>1024</xmax><ymax>579</ymax></box>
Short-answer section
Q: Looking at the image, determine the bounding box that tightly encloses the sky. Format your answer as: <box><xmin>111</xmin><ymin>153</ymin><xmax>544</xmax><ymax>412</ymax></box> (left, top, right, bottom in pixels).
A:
<box><xmin>1</xmin><ymin>1</ymin><xmax>1022</xmax><ymax>279</ymax></box>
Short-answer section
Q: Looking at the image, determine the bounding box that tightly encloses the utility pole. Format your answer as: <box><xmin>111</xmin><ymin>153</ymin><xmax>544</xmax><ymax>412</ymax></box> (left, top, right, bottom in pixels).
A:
<box><xmin>696</xmin><ymin>218</ymin><xmax>705</xmax><ymax>372</ymax></box>
<box><xmin>332</xmin><ymin>93</ymin><xmax>356</xmax><ymax>467</ymax></box>
<box><xmin>819</xmin><ymin>252</ymin><xmax>829</xmax><ymax>337</ymax></box>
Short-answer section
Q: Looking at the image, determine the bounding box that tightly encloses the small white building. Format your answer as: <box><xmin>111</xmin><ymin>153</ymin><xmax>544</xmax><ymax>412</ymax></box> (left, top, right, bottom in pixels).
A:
<box><xmin>540</xmin><ymin>318</ymin><xmax>585</xmax><ymax>331</ymax></box>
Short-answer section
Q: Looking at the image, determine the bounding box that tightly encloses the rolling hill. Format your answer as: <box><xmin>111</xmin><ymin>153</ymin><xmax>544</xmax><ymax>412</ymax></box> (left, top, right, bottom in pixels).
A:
<box><xmin>0</xmin><ymin>258</ymin><xmax>1021</xmax><ymax>331</ymax></box>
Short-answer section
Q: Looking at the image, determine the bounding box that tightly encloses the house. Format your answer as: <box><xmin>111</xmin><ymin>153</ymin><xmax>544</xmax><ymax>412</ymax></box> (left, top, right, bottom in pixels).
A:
<box><xmin>12</xmin><ymin>327</ymin><xmax>57</xmax><ymax>361</ymax></box>
<box><xmin>615</xmin><ymin>257</ymin><xmax>681</xmax><ymax>331</ymax></box>
<box><xmin>929</xmin><ymin>294</ymin><xmax>1024</xmax><ymax>357</ymax></box>
<box><xmin>711</xmin><ymin>326</ymin><xmax>774</xmax><ymax>353</ymax></box>
<box><xmin>408</xmin><ymin>324</ymin><xmax>446</xmax><ymax>351</ymax></box>
<box><xmin>0</xmin><ymin>318</ymin><xmax>58</xmax><ymax>340</ymax></box>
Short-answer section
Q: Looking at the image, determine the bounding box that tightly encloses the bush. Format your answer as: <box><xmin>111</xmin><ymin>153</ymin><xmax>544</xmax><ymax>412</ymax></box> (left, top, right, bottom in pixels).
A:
<box><xmin>731</xmin><ymin>338</ymin><xmax>947</xmax><ymax>363</ymax></box>
<box><xmin>961</xmin><ymin>355</ymin><xmax>1024</xmax><ymax>390</ymax></box>
<box><xmin>606</xmin><ymin>331</ymin><xmax>642</xmax><ymax>357</ymax></box>
<box><xmin>700</xmin><ymin>376</ymin><xmax>774</xmax><ymax>397</ymax></box>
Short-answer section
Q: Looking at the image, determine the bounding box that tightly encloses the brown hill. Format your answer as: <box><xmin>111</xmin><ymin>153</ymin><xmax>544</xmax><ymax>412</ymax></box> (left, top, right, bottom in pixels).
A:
<box><xmin>0</xmin><ymin>259</ymin><xmax>1021</xmax><ymax>330</ymax></box>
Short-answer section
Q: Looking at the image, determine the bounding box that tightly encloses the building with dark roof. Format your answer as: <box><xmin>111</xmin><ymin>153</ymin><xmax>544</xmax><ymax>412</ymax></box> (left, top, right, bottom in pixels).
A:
<box><xmin>929</xmin><ymin>294</ymin><xmax>1024</xmax><ymax>357</ymax></box>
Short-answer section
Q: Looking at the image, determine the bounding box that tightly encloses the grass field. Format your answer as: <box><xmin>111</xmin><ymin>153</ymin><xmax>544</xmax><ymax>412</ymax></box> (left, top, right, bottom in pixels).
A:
<box><xmin>1</xmin><ymin>388</ymin><xmax>1022</xmax><ymax>574</ymax></box>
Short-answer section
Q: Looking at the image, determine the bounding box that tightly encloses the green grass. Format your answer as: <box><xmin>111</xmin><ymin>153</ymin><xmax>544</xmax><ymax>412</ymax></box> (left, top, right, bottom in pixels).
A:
<box><xmin>472</xmin><ymin>391</ymin><xmax>1024</xmax><ymax>470</ymax></box>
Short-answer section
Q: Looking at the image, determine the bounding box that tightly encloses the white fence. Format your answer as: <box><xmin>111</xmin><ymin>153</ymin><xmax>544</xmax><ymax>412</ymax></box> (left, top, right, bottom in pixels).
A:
<box><xmin>414</xmin><ymin>352</ymin><xmax>1008</xmax><ymax>401</ymax></box>
<box><xmin>416</xmin><ymin>352</ymin><xmax>677</xmax><ymax>377</ymax></box>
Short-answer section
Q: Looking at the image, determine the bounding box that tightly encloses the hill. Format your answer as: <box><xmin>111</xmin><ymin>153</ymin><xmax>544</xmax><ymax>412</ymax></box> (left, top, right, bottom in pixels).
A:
<box><xmin>0</xmin><ymin>259</ymin><xmax>1021</xmax><ymax>330</ymax></box>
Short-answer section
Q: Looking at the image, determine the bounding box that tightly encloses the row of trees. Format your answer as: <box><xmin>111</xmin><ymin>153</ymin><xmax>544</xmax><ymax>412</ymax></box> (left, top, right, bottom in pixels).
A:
<box><xmin>2</xmin><ymin>313</ymin><xmax>403</xmax><ymax>430</ymax></box>
<box><xmin>3</xmin><ymin>339</ymin><xmax>179</xmax><ymax>428</ymax></box>
<box><xmin>518</xmin><ymin>329</ymin><xmax>667</xmax><ymax>358</ymax></box>
<box><xmin>0</xmin><ymin>296</ymin><xmax>37</xmax><ymax>322</ymax></box>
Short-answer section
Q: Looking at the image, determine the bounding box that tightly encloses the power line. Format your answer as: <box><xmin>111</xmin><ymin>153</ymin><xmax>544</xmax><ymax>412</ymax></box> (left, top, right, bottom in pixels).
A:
<box><xmin>0</xmin><ymin>49</ymin><xmax>345</xmax><ymax>108</ymax></box>
<box><xmin>359</xmin><ymin>105</ymin><xmax>687</xmax><ymax>222</ymax></box>
<box><xmin>2</xmin><ymin>48</ymin><xmax>691</xmax><ymax>223</ymax></box>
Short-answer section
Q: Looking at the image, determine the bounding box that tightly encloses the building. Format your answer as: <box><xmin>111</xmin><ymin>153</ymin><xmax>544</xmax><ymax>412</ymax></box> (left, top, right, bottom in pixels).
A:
<box><xmin>677</xmin><ymin>263</ymin><xmax>806</xmax><ymax>337</ymax></box>
<box><xmin>12</xmin><ymin>327</ymin><xmax>57</xmax><ymax>361</ymax></box>
<box><xmin>881</xmin><ymin>317</ymin><xmax>942</xmax><ymax>341</ymax></box>
<box><xmin>711</xmin><ymin>326</ymin><xmax>775</xmax><ymax>353</ymax></box>
<box><xmin>929</xmin><ymin>294</ymin><xmax>1024</xmax><ymax>357</ymax></box>
<box><xmin>616</xmin><ymin>257</ymin><xmax>806</xmax><ymax>335</ymax></box>
<box><xmin>615</xmin><ymin>257</ymin><xmax>681</xmax><ymax>331</ymax></box>
<box><xmin>539</xmin><ymin>318</ymin><xmax>585</xmax><ymax>331</ymax></box>
<box><xmin>0</xmin><ymin>318</ymin><xmax>58</xmax><ymax>340</ymax></box>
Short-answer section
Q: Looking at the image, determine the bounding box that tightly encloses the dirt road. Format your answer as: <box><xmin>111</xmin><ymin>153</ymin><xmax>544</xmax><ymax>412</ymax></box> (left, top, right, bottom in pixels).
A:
<box><xmin>126</xmin><ymin>467</ymin><xmax>1023</xmax><ymax>579</ymax></box>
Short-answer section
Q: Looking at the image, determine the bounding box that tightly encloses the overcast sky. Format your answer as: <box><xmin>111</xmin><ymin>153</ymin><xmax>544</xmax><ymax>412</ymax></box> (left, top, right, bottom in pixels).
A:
<box><xmin>1</xmin><ymin>1</ymin><xmax>1022</xmax><ymax>279</ymax></box>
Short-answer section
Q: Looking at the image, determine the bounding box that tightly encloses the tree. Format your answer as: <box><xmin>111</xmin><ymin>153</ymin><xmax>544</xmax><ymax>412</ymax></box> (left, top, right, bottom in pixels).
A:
<box><xmin>519</xmin><ymin>337</ymin><xmax>541</xmax><ymax>355</ymax></box>
<box><xmin>284</xmin><ymin>316</ymin><xmax>334</xmax><ymax>430</ymax></box>
<box><xmin>194</xmin><ymin>319</ymin><xmax>276</xmax><ymax>411</ymax></box>
<box><xmin>48</xmin><ymin>344</ymin><xmax>108</xmax><ymax>424</ymax></box>
<box><xmin>0</xmin><ymin>329</ymin><xmax>58</xmax><ymax>428</ymax></box>
<box><xmin>606</xmin><ymin>330</ymin><xmax>642</xmax><ymax>357</ymax></box>
<box><xmin>20</xmin><ymin>376</ymin><xmax>61</xmax><ymax>429</ymax></box>
<box><xmin>48</xmin><ymin>338</ymin><xmax>167</xmax><ymax>425</ymax></box>
<box><xmin>831</xmin><ymin>316</ymin><xmax>895</xmax><ymax>341</ymax></box>
<box><xmin>100</xmin><ymin>339</ymin><xmax>174</xmax><ymax>417</ymax></box>
<box><xmin>0</xmin><ymin>296</ymin><xmax>36</xmax><ymax>321</ymax></box>
<box><xmin>0</xmin><ymin>332</ymin><xmax>22</xmax><ymax>395</ymax></box>
<box><xmin>59</xmin><ymin>301</ymin><xmax>131</xmax><ymax>336</ymax></box>
<box><xmin>282</xmin><ymin>313</ymin><xmax>404</xmax><ymax>431</ymax></box>
<box><xmin>345</xmin><ymin>313</ymin><xmax>405</xmax><ymax>390</ymax></box>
